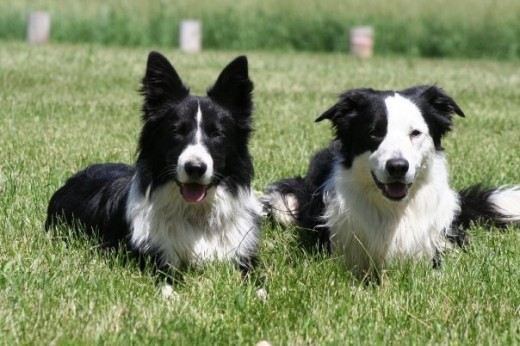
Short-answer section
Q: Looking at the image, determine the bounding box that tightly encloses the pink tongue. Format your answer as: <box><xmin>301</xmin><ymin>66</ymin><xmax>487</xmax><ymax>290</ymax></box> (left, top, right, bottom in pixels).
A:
<box><xmin>385</xmin><ymin>183</ymin><xmax>408</xmax><ymax>198</ymax></box>
<box><xmin>181</xmin><ymin>184</ymin><xmax>207</xmax><ymax>203</ymax></box>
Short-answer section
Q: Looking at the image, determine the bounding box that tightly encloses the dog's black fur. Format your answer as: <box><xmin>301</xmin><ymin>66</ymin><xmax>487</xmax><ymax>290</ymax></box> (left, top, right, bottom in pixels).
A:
<box><xmin>46</xmin><ymin>52</ymin><xmax>262</xmax><ymax>275</ymax></box>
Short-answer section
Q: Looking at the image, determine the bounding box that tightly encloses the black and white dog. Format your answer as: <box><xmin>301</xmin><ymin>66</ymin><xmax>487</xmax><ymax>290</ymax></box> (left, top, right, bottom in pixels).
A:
<box><xmin>46</xmin><ymin>52</ymin><xmax>262</xmax><ymax>275</ymax></box>
<box><xmin>264</xmin><ymin>85</ymin><xmax>520</xmax><ymax>280</ymax></box>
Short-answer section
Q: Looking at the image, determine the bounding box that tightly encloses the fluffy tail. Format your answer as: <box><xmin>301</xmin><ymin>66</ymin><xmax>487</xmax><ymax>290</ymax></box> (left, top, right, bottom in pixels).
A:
<box><xmin>262</xmin><ymin>177</ymin><xmax>304</xmax><ymax>226</ymax></box>
<box><xmin>457</xmin><ymin>185</ymin><xmax>520</xmax><ymax>229</ymax></box>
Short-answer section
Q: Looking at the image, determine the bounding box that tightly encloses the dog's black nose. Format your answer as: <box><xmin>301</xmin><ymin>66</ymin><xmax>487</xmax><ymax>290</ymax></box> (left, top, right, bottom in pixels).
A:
<box><xmin>386</xmin><ymin>158</ymin><xmax>409</xmax><ymax>177</ymax></box>
<box><xmin>185</xmin><ymin>161</ymin><xmax>207</xmax><ymax>178</ymax></box>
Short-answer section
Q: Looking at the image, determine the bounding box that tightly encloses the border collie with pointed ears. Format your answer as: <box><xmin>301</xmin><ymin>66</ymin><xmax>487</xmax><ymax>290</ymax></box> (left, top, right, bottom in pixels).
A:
<box><xmin>264</xmin><ymin>85</ymin><xmax>520</xmax><ymax>280</ymax></box>
<box><xmin>46</xmin><ymin>52</ymin><xmax>262</xmax><ymax>275</ymax></box>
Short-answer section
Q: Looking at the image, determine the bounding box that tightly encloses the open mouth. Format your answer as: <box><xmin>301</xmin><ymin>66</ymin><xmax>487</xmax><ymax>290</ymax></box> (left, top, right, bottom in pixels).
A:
<box><xmin>180</xmin><ymin>183</ymin><xmax>209</xmax><ymax>203</ymax></box>
<box><xmin>371</xmin><ymin>172</ymin><xmax>411</xmax><ymax>201</ymax></box>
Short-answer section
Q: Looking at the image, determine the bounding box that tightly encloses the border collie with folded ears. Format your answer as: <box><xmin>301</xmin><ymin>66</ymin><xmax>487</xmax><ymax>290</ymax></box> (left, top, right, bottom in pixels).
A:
<box><xmin>264</xmin><ymin>85</ymin><xmax>520</xmax><ymax>281</ymax></box>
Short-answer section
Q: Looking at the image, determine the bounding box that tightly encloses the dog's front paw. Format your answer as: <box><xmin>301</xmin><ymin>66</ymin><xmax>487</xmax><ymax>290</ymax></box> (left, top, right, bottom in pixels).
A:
<box><xmin>160</xmin><ymin>284</ymin><xmax>180</xmax><ymax>301</ymax></box>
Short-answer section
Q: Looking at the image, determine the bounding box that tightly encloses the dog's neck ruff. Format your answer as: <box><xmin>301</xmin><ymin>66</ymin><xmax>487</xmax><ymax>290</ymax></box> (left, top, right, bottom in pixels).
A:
<box><xmin>125</xmin><ymin>176</ymin><xmax>261</xmax><ymax>268</ymax></box>
<box><xmin>323</xmin><ymin>151</ymin><xmax>460</xmax><ymax>277</ymax></box>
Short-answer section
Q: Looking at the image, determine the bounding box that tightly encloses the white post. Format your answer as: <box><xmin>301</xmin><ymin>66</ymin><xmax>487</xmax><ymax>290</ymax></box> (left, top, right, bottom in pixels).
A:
<box><xmin>179</xmin><ymin>20</ymin><xmax>202</xmax><ymax>53</ymax></box>
<box><xmin>350</xmin><ymin>26</ymin><xmax>374</xmax><ymax>59</ymax></box>
<box><xmin>27</xmin><ymin>11</ymin><xmax>51</xmax><ymax>44</ymax></box>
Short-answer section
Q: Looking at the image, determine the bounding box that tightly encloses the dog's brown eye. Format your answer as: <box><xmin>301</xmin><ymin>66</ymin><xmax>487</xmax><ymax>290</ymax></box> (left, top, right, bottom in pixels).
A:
<box><xmin>410</xmin><ymin>130</ymin><xmax>422</xmax><ymax>138</ymax></box>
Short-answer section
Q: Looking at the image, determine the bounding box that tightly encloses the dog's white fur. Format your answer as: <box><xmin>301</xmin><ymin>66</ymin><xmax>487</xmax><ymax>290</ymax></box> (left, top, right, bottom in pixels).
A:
<box><xmin>126</xmin><ymin>178</ymin><xmax>261</xmax><ymax>268</ymax></box>
<box><xmin>370</xmin><ymin>95</ymin><xmax>430</xmax><ymax>186</ymax></box>
<box><xmin>265</xmin><ymin>88</ymin><xmax>520</xmax><ymax>279</ymax></box>
<box><xmin>488</xmin><ymin>187</ymin><xmax>520</xmax><ymax>223</ymax></box>
<box><xmin>177</xmin><ymin>104</ymin><xmax>214</xmax><ymax>185</ymax></box>
<box><xmin>323</xmin><ymin>94</ymin><xmax>460</xmax><ymax>276</ymax></box>
<box><xmin>126</xmin><ymin>103</ymin><xmax>261</xmax><ymax>268</ymax></box>
<box><xmin>323</xmin><ymin>152</ymin><xmax>459</xmax><ymax>277</ymax></box>
<box><xmin>268</xmin><ymin>191</ymin><xmax>299</xmax><ymax>227</ymax></box>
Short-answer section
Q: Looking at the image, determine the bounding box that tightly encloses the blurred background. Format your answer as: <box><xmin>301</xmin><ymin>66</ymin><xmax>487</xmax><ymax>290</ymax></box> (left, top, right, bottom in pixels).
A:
<box><xmin>2</xmin><ymin>0</ymin><xmax>519</xmax><ymax>60</ymax></box>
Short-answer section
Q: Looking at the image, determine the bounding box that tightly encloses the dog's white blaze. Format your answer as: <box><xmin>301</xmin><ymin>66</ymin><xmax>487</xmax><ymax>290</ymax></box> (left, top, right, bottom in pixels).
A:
<box><xmin>195</xmin><ymin>102</ymin><xmax>203</xmax><ymax>143</ymax></box>
<box><xmin>126</xmin><ymin>177</ymin><xmax>261</xmax><ymax>267</ymax></box>
<box><xmin>177</xmin><ymin>103</ymin><xmax>214</xmax><ymax>184</ymax></box>
<box><xmin>370</xmin><ymin>94</ymin><xmax>431</xmax><ymax>185</ymax></box>
<box><xmin>128</xmin><ymin>101</ymin><xmax>260</xmax><ymax>267</ymax></box>
<box><xmin>324</xmin><ymin>93</ymin><xmax>459</xmax><ymax>277</ymax></box>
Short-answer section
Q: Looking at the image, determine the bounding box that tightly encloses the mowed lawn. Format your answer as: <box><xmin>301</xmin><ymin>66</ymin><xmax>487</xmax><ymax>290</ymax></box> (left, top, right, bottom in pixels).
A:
<box><xmin>1</xmin><ymin>43</ymin><xmax>519</xmax><ymax>344</ymax></box>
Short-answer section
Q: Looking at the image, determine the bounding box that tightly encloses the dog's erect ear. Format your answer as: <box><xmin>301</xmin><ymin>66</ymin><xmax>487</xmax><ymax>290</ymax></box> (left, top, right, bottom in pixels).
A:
<box><xmin>207</xmin><ymin>56</ymin><xmax>253</xmax><ymax>117</ymax></box>
<box><xmin>141</xmin><ymin>51</ymin><xmax>189</xmax><ymax>113</ymax></box>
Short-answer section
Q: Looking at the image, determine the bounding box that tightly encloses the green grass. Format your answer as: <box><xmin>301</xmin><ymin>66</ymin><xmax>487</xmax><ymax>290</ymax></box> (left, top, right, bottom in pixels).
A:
<box><xmin>1</xmin><ymin>42</ymin><xmax>520</xmax><ymax>344</ymax></box>
<box><xmin>1</xmin><ymin>0</ymin><xmax>520</xmax><ymax>59</ymax></box>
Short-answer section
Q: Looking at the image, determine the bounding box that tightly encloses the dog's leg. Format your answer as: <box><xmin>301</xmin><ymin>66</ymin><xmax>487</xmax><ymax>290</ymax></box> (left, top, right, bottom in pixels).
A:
<box><xmin>235</xmin><ymin>255</ymin><xmax>258</xmax><ymax>278</ymax></box>
<box><xmin>432</xmin><ymin>248</ymin><xmax>443</xmax><ymax>269</ymax></box>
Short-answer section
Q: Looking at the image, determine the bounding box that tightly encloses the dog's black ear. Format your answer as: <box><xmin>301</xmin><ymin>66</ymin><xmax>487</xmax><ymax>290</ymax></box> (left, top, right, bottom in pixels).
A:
<box><xmin>207</xmin><ymin>56</ymin><xmax>253</xmax><ymax>117</ymax></box>
<box><xmin>410</xmin><ymin>85</ymin><xmax>464</xmax><ymax>149</ymax></box>
<box><xmin>315</xmin><ymin>104</ymin><xmax>339</xmax><ymax>123</ymax></box>
<box><xmin>421</xmin><ymin>85</ymin><xmax>465</xmax><ymax>118</ymax></box>
<box><xmin>315</xmin><ymin>89</ymin><xmax>369</xmax><ymax>124</ymax></box>
<box><xmin>141</xmin><ymin>51</ymin><xmax>189</xmax><ymax>114</ymax></box>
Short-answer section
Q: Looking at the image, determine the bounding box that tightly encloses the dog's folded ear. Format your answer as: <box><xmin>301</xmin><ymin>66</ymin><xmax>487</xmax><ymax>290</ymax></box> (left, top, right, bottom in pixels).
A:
<box><xmin>316</xmin><ymin>89</ymin><xmax>370</xmax><ymax>123</ymax></box>
<box><xmin>207</xmin><ymin>56</ymin><xmax>254</xmax><ymax>117</ymax></box>
<box><xmin>141</xmin><ymin>51</ymin><xmax>189</xmax><ymax>114</ymax></box>
<box><xmin>420</xmin><ymin>85</ymin><xmax>465</xmax><ymax>118</ymax></box>
<box><xmin>315</xmin><ymin>104</ymin><xmax>339</xmax><ymax>123</ymax></box>
<box><xmin>407</xmin><ymin>85</ymin><xmax>465</xmax><ymax>149</ymax></box>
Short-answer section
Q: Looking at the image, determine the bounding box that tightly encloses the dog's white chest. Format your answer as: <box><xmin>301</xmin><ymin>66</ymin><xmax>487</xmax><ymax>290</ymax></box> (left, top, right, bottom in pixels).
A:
<box><xmin>325</xmin><ymin>155</ymin><xmax>459</xmax><ymax>276</ymax></box>
<box><xmin>126</xmin><ymin>180</ymin><xmax>260</xmax><ymax>267</ymax></box>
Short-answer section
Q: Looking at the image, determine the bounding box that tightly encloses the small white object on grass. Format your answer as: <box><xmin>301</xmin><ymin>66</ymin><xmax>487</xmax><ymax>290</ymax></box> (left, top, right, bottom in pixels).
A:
<box><xmin>179</xmin><ymin>20</ymin><xmax>202</xmax><ymax>53</ymax></box>
<box><xmin>27</xmin><ymin>11</ymin><xmax>51</xmax><ymax>44</ymax></box>
<box><xmin>256</xmin><ymin>288</ymin><xmax>268</xmax><ymax>302</ymax></box>
<box><xmin>349</xmin><ymin>26</ymin><xmax>374</xmax><ymax>59</ymax></box>
<box><xmin>255</xmin><ymin>341</ymin><xmax>272</xmax><ymax>346</ymax></box>
<box><xmin>161</xmin><ymin>284</ymin><xmax>180</xmax><ymax>301</ymax></box>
